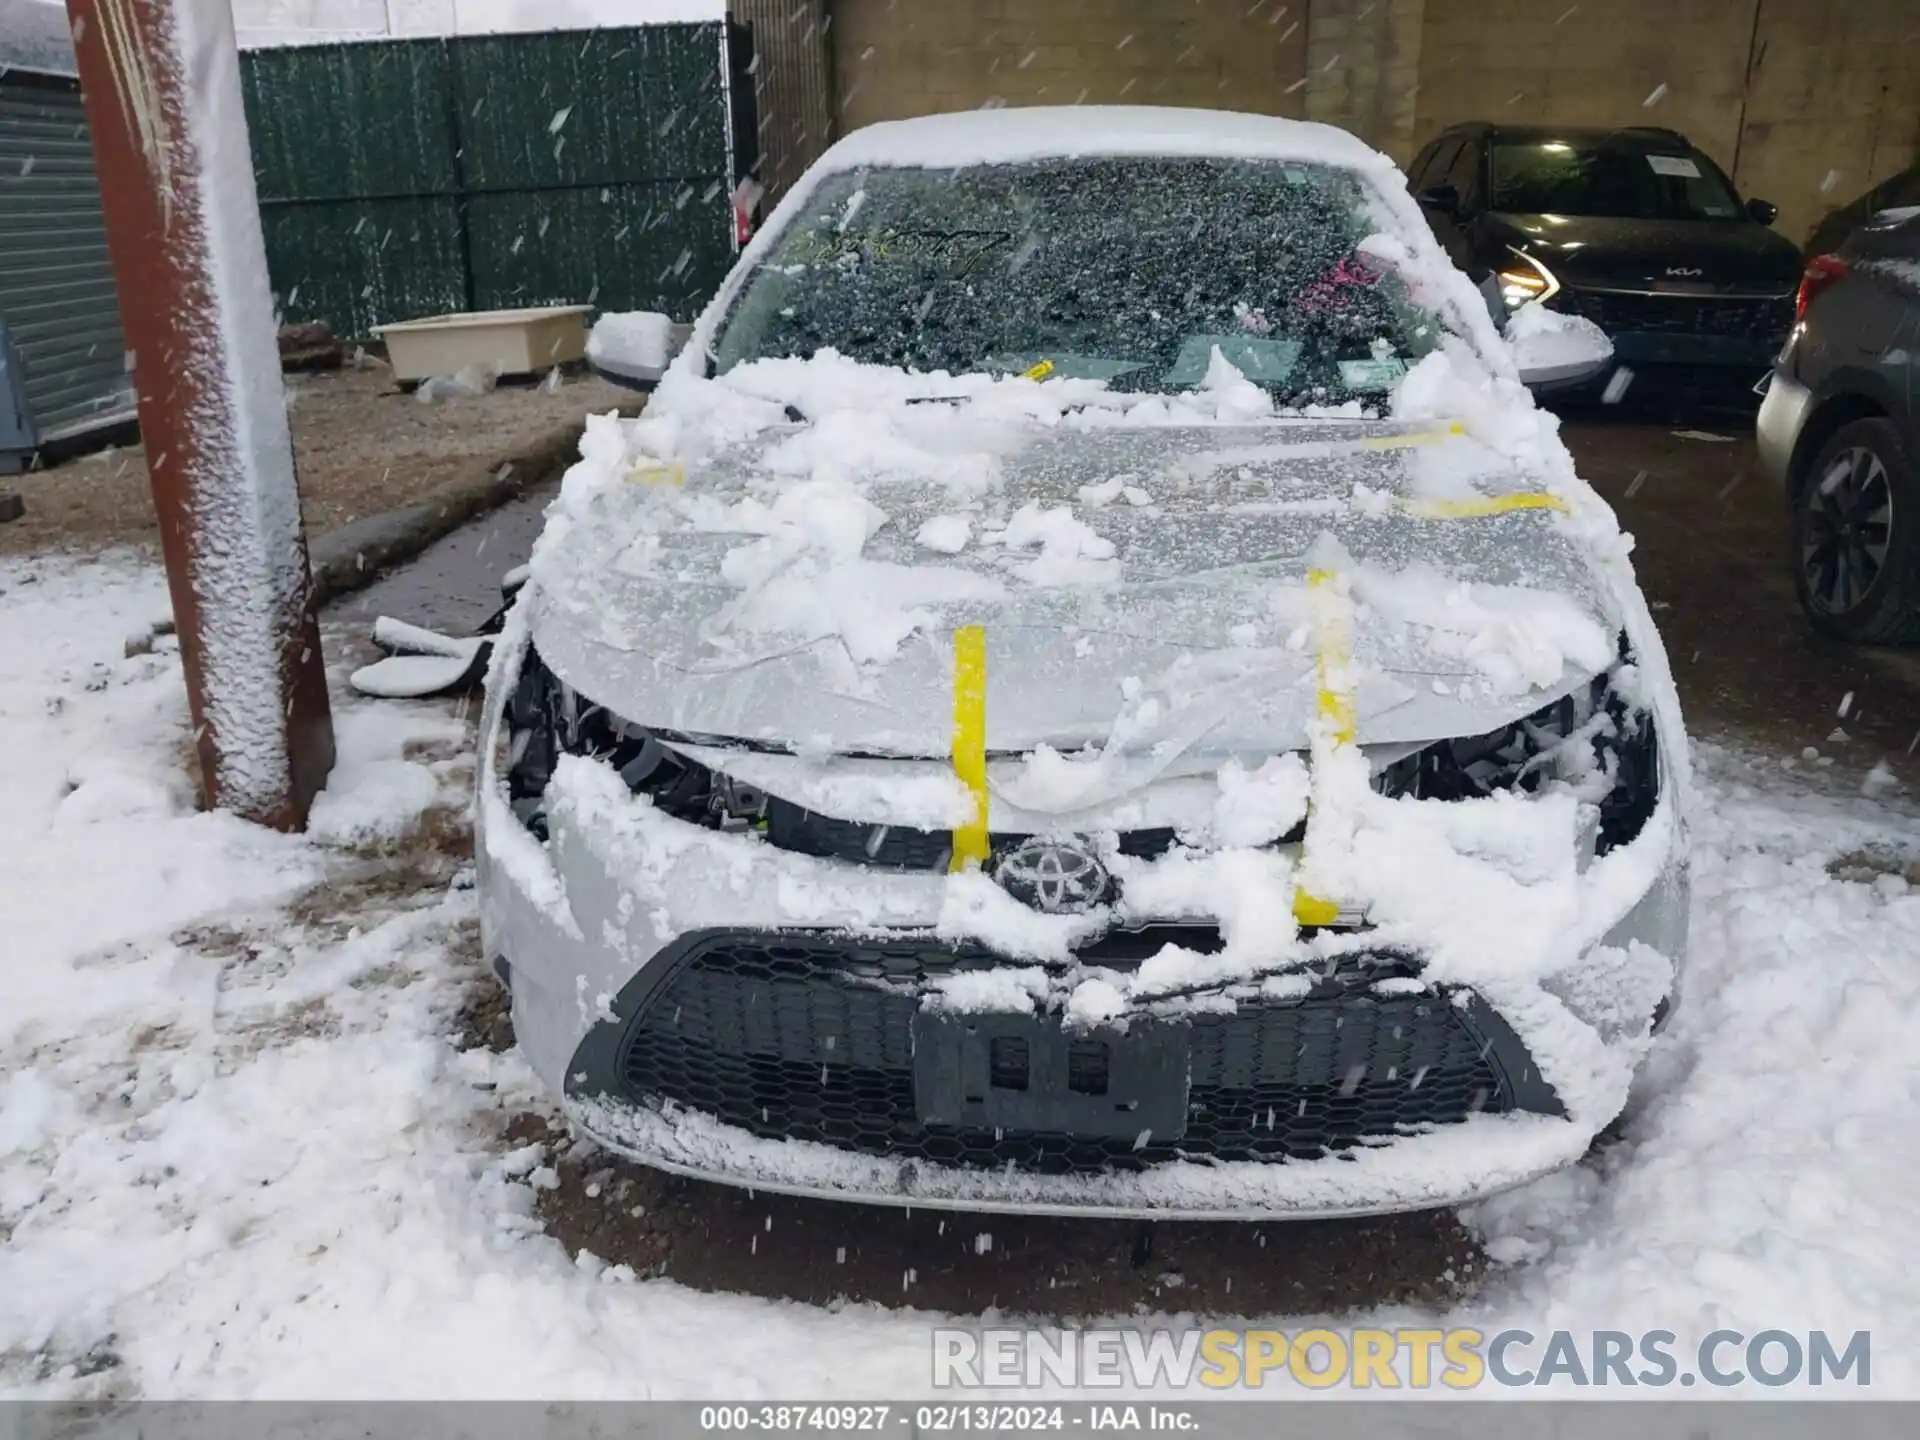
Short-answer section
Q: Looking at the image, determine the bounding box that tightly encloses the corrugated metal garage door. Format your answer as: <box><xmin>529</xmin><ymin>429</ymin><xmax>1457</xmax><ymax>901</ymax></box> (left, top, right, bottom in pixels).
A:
<box><xmin>731</xmin><ymin>0</ymin><xmax>835</xmax><ymax>201</ymax></box>
<box><xmin>0</xmin><ymin>74</ymin><xmax>135</xmax><ymax>445</ymax></box>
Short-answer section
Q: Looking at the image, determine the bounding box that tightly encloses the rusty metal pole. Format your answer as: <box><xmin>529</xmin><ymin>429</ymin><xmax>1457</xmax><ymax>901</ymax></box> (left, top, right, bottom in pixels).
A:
<box><xmin>67</xmin><ymin>0</ymin><xmax>334</xmax><ymax>830</ymax></box>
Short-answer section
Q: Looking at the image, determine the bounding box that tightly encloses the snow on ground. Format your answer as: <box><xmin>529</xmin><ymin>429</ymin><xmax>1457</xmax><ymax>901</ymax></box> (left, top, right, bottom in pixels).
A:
<box><xmin>3</xmin><ymin>550</ymin><xmax>1919</xmax><ymax>1396</ymax></box>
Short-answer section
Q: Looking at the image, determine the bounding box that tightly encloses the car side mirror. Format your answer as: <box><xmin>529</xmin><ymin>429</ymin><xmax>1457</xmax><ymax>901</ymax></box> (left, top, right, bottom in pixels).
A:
<box><xmin>1504</xmin><ymin>302</ymin><xmax>1615</xmax><ymax>390</ymax></box>
<box><xmin>1419</xmin><ymin>183</ymin><xmax>1462</xmax><ymax>215</ymax></box>
<box><xmin>586</xmin><ymin>311</ymin><xmax>692</xmax><ymax>391</ymax></box>
<box><xmin>1746</xmin><ymin>197</ymin><xmax>1779</xmax><ymax>225</ymax></box>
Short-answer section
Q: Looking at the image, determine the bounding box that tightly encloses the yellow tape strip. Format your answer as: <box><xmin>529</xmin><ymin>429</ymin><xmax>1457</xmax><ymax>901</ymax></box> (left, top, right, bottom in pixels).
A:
<box><xmin>1359</xmin><ymin>421</ymin><xmax>1467</xmax><ymax>452</ymax></box>
<box><xmin>1306</xmin><ymin>567</ymin><xmax>1357</xmax><ymax>748</ymax></box>
<box><xmin>626</xmin><ymin>459</ymin><xmax>686</xmax><ymax>487</ymax></box>
<box><xmin>1295</xmin><ymin>567</ymin><xmax>1357</xmax><ymax>927</ymax></box>
<box><xmin>1022</xmin><ymin>359</ymin><xmax>1056</xmax><ymax>381</ymax></box>
<box><xmin>1293</xmin><ymin>892</ymin><xmax>1342</xmax><ymax>927</ymax></box>
<box><xmin>950</xmin><ymin>625</ymin><xmax>990</xmax><ymax>872</ymax></box>
<box><xmin>1399</xmin><ymin>493</ymin><xmax>1569</xmax><ymax>519</ymax></box>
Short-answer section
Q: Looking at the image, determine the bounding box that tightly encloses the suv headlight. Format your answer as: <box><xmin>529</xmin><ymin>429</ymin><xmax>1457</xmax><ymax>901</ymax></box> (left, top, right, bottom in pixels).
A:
<box><xmin>1497</xmin><ymin>249</ymin><xmax>1561</xmax><ymax>308</ymax></box>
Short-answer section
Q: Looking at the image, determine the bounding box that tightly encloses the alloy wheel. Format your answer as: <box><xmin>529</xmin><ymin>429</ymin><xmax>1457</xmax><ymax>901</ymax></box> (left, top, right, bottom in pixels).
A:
<box><xmin>1801</xmin><ymin>445</ymin><xmax>1894</xmax><ymax>617</ymax></box>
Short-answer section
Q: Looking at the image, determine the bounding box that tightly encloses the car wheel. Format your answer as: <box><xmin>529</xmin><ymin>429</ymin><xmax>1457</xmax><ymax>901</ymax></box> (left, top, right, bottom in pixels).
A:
<box><xmin>1792</xmin><ymin>417</ymin><xmax>1920</xmax><ymax>644</ymax></box>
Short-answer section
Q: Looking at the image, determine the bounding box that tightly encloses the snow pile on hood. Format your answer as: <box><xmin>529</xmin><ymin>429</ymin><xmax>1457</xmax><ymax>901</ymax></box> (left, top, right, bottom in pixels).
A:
<box><xmin>527</xmin><ymin>104</ymin><xmax>1608</xmax><ymax>707</ymax></box>
<box><xmin>981</xmin><ymin>501</ymin><xmax>1120</xmax><ymax>586</ymax></box>
<box><xmin>691</xmin><ymin>476</ymin><xmax>1006</xmax><ymax>667</ymax></box>
<box><xmin>555</xmin><ymin>346</ymin><xmax>1348</xmax><ymax>519</ymax></box>
<box><xmin>534</xmin><ymin>345</ymin><xmax>1527</xmax><ymax>679</ymax></box>
<box><xmin>1343</xmin><ymin>556</ymin><xmax>1617</xmax><ymax>693</ymax></box>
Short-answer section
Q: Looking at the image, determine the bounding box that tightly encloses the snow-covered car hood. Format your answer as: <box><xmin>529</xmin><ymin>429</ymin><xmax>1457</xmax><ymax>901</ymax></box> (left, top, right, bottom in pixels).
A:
<box><xmin>527</xmin><ymin>406</ymin><xmax>1619</xmax><ymax>758</ymax></box>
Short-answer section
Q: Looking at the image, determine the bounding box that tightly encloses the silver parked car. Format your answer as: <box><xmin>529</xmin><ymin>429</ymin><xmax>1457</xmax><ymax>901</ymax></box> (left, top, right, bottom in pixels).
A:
<box><xmin>478</xmin><ymin>109</ymin><xmax>1688</xmax><ymax>1219</ymax></box>
<box><xmin>1757</xmin><ymin>210</ymin><xmax>1920</xmax><ymax>643</ymax></box>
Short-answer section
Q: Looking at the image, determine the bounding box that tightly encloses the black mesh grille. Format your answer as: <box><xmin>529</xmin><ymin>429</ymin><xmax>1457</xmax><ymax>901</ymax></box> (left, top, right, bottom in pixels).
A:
<box><xmin>1555</xmin><ymin>289</ymin><xmax>1792</xmax><ymax>345</ymax></box>
<box><xmin>614</xmin><ymin>934</ymin><xmax>1514</xmax><ymax>1174</ymax></box>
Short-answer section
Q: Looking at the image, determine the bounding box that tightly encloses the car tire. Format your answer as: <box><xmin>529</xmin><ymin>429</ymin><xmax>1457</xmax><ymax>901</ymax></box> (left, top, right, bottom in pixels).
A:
<box><xmin>1792</xmin><ymin>417</ymin><xmax>1920</xmax><ymax>644</ymax></box>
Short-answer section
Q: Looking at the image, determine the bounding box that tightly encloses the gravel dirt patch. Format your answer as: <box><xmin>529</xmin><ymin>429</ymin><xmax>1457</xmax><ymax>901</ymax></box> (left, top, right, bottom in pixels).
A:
<box><xmin>0</xmin><ymin>360</ymin><xmax>637</xmax><ymax>558</ymax></box>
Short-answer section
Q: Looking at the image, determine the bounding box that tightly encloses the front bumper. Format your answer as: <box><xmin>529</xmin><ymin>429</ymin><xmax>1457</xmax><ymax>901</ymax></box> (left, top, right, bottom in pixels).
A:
<box><xmin>477</xmin><ymin>684</ymin><xmax>1688</xmax><ymax>1219</ymax></box>
<box><xmin>1552</xmin><ymin>288</ymin><xmax>1793</xmax><ymax>389</ymax></box>
<box><xmin>1755</xmin><ymin>369</ymin><xmax>1814</xmax><ymax>491</ymax></box>
<box><xmin>477</xmin><ymin>804</ymin><xmax>1617</xmax><ymax>1219</ymax></box>
<box><xmin>555</xmin><ymin>927</ymin><xmax>1571</xmax><ymax>1220</ymax></box>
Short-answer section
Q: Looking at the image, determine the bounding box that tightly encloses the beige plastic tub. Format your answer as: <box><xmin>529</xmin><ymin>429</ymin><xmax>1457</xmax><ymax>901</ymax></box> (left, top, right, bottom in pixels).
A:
<box><xmin>374</xmin><ymin>305</ymin><xmax>592</xmax><ymax>382</ymax></box>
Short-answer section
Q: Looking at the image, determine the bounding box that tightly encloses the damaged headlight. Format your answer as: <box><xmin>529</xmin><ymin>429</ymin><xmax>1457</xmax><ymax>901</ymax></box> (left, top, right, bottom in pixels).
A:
<box><xmin>1371</xmin><ymin>654</ymin><xmax>1659</xmax><ymax>856</ymax></box>
<box><xmin>502</xmin><ymin>647</ymin><xmax>766</xmax><ymax>841</ymax></box>
<box><xmin>500</xmin><ymin>648</ymin><xmax>988</xmax><ymax>868</ymax></box>
<box><xmin>500</xmin><ymin>646</ymin><xmax>1195</xmax><ymax>869</ymax></box>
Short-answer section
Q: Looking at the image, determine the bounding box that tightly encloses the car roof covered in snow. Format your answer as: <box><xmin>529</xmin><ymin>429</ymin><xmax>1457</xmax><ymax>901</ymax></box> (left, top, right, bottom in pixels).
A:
<box><xmin>814</xmin><ymin>106</ymin><xmax>1393</xmax><ymax>178</ymax></box>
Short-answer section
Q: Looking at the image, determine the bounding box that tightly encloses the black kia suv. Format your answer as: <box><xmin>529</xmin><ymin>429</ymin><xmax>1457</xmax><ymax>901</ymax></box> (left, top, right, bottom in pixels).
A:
<box><xmin>1410</xmin><ymin>122</ymin><xmax>1803</xmax><ymax>405</ymax></box>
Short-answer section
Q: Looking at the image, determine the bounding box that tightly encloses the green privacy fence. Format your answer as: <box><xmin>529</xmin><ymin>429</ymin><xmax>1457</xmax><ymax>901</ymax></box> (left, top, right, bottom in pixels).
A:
<box><xmin>240</xmin><ymin>24</ymin><xmax>738</xmax><ymax>341</ymax></box>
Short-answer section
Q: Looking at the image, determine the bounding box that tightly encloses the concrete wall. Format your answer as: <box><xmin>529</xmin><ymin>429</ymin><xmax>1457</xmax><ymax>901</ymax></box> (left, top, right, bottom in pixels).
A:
<box><xmin>831</xmin><ymin>0</ymin><xmax>1311</xmax><ymax>132</ymax></box>
<box><xmin>822</xmin><ymin>0</ymin><xmax>1918</xmax><ymax>247</ymax></box>
<box><xmin>1304</xmin><ymin>0</ymin><xmax>1425</xmax><ymax>163</ymax></box>
<box><xmin>1413</xmin><ymin>0</ymin><xmax>1758</xmax><ymax>167</ymax></box>
<box><xmin>1733</xmin><ymin>0</ymin><xmax>1920</xmax><ymax>246</ymax></box>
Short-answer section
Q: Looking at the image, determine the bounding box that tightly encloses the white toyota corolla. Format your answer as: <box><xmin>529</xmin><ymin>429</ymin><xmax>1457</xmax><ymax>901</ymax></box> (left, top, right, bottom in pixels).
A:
<box><xmin>478</xmin><ymin>108</ymin><xmax>1686</xmax><ymax>1219</ymax></box>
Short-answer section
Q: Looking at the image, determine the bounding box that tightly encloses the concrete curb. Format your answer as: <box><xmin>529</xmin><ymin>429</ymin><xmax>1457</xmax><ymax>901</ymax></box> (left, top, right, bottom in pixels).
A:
<box><xmin>306</xmin><ymin>426</ymin><xmax>581</xmax><ymax>610</ymax></box>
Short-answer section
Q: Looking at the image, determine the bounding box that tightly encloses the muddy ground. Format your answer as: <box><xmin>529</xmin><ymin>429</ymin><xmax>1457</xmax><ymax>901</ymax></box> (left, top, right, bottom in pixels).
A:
<box><xmin>1</xmin><ymin>362</ymin><xmax>634</xmax><ymax>557</ymax></box>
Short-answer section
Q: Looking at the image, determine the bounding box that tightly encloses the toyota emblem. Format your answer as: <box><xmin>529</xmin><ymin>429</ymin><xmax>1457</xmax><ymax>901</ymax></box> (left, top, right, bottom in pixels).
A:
<box><xmin>993</xmin><ymin>837</ymin><xmax>1112</xmax><ymax>914</ymax></box>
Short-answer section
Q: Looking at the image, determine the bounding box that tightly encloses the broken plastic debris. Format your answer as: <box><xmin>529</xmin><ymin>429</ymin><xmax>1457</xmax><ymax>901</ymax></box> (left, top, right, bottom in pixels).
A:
<box><xmin>415</xmin><ymin>363</ymin><xmax>500</xmax><ymax>403</ymax></box>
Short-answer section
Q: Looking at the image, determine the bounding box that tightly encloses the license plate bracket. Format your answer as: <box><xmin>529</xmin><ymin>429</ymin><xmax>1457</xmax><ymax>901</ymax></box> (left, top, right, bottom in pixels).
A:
<box><xmin>911</xmin><ymin>1011</ymin><xmax>1190</xmax><ymax>1142</ymax></box>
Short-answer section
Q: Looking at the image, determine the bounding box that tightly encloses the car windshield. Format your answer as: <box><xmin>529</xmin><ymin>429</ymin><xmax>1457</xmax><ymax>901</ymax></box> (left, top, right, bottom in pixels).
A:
<box><xmin>1491</xmin><ymin>140</ymin><xmax>1744</xmax><ymax>221</ymax></box>
<box><xmin>711</xmin><ymin>156</ymin><xmax>1444</xmax><ymax>407</ymax></box>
